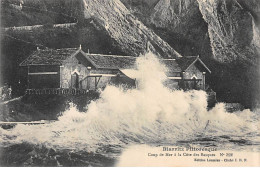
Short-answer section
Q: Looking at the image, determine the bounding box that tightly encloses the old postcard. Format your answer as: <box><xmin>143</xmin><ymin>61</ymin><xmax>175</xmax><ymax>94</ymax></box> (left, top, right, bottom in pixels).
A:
<box><xmin>0</xmin><ymin>0</ymin><xmax>260</xmax><ymax>167</ymax></box>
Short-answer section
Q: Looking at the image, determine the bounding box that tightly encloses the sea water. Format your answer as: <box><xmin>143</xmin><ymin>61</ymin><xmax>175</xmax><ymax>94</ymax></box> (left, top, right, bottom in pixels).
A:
<box><xmin>0</xmin><ymin>52</ymin><xmax>259</xmax><ymax>166</ymax></box>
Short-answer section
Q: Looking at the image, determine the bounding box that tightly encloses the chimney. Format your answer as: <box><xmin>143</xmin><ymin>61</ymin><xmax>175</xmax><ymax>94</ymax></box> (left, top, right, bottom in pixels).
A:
<box><xmin>79</xmin><ymin>44</ymin><xmax>82</xmax><ymax>50</ymax></box>
<box><xmin>88</xmin><ymin>49</ymin><xmax>90</xmax><ymax>54</ymax></box>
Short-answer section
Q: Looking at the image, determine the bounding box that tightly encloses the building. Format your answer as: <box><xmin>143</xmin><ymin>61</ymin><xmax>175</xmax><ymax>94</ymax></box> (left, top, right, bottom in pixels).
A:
<box><xmin>19</xmin><ymin>46</ymin><xmax>211</xmax><ymax>94</ymax></box>
<box><xmin>176</xmin><ymin>56</ymin><xmax>211</xmax><ymax>90</ymax></box>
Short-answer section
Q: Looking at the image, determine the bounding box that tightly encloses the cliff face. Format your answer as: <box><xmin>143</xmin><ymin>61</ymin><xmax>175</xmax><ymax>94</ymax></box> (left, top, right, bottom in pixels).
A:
<box><xmin>151</xmin><ymin>0</ymin><xmax>195</xmax><ymax>28</ymax></box>
<box><xmin>120</xmin><ymin>0</ymin><xmax>260</xmax><ymax>108</ymax></box>
<box><xmin>121</xmin><ymin>0</ymin><xmax>209</xmax><ymax>56</ymax></box>
<box><xmin>2</xmin><ymin>0</ymin><xmax>181</xmax><ymax>57</ymax></box>
<box><xmin>196</xmin><ymin>0</ymin><xmax>260</xmax><ymax>108</ymax></box>
<box><xmin>81</xmin><ymin>0</ymin><xmax>181</xmax><ymax>58</ymax></box>
<box><xmin>121</xmin><ymin>0</ymin><xmax>260</xmax><ymax>63</ymax></box>
<box><xmin>197</xmin><ymin>0</ymin><xmax>260</xmax><ymax>64</ymax></box>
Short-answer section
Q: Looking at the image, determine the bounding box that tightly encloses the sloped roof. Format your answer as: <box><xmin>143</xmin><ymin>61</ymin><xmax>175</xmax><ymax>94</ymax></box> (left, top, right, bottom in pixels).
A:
<box><xmin>20</xmin><ymin>48</ymin><xmax>79</xmax><ymax>66</ymax></box>
<box><xmin>176</xmin><ymin>56</ymin><xmax>211</xmax><ymax>73</ymax></box>
<box><xmin>20</xmin><ymin>48</ymin><xmax>209</xmax><ymax>74</ymax></box>
<box><xmin>84</xmin><ymin>54</ymin><xmax>137</xmax><ymax>69</ymax></box>
<box><xmin>160</xmin><ymin>59</ymin><xmax>182</xmax><ymax>72</ymax></box>
<box><xmin>83</xmin><ymin>53</ymin><xmax>182</xmax><ymax>72</ymax></box>
<box><xmin>176</xmin><ymin>56</ymin><xmax>198</xmax><ymax>71</ymax></box>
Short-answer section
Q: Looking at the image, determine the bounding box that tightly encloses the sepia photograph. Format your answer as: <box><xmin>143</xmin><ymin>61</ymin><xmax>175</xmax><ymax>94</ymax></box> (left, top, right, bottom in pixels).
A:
<box><xmin>0</xmin><ymin>0</ymin><xmax>259</xmax><ymax>167</ymax></box>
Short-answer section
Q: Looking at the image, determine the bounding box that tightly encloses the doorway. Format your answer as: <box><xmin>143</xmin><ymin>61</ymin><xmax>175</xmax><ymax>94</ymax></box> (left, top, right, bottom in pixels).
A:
<box><xmin>192</xmin><ymin>77</ymin><xmax>197</xmax><ymax>89</ymax></box>
<box><xmin>71</xmin><ymin>72</ymin><xmax>79</xmax><ymax>88</ymax></box>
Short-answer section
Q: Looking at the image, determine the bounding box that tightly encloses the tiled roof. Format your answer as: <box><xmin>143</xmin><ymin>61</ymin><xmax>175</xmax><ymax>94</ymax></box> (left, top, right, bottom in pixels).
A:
<box><xmin>19</xmin><ymin>48</ymin><xmax>79</xmax><ymax>66</ymax></box>
<box><xmin>176</xmin><ymin>56</ymin><xmax>211</xmax><ymax>73</ymax></box>
<box><xmin>20</xmin><ymin>48</ymin><xmax>209</xmax><ymax>73</ymax></box>
<box><xmin>176</xmin><ymin>56</ymin><xmax>198</xmax><ymax>71</ymax></box>
<box><xmin>160</xmin><ymin>59</ymin><xmax>182</xmax><ymax>72</ymax></box>
<box><xmin>84</xmin><ymin>54</ymin><xmax>137</xmax><ymax>69</ymax></box>
<box><xmin>84</xmin><ymin>53</ymin><xmax>181</xmax><ymax>72</ymax></box>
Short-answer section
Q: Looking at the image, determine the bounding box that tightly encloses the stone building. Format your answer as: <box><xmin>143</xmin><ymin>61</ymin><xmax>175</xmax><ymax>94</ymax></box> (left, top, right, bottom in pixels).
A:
<box><xmin>176</xmin><ymin>56</ymin><xmax>211</xmax><ymax>90</ymax></box>
<box><xmin>19</xmin><ymin>47</ymin><xmax>211</xmax><ymax>94</ymax></box>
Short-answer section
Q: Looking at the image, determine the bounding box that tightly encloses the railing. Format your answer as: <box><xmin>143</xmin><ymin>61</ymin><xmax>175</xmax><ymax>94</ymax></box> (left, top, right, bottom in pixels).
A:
<box><xmin>25</xmin><ymin>88</ymin><xmax>89</xmax><ymax>95</ymax></box>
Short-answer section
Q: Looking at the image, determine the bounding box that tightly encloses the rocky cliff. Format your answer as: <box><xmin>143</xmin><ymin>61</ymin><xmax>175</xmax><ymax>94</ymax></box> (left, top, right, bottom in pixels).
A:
<box><xmin>151</xmin><ymin>0</ymin><xmax>195</xmax><ymax>27</ymax></box>
<box><xmin>121</xmin><ymin>0</ymin><xmax>206</xmax><ymax>54</ymax></box>
<box><xmin>197</xmin><ymin>0</ymin><xmax>260</xmax><ymax>64</ymax></box>
<box><xmin>121</xmin><ymin>0</ymin><xmax>260</xmax><ymax>63</ymax></box>
<box><xmin>2</xmin><ymin>0</ymin><xmax>181</xmax><ymax>58</ymax></box>
<box><xmin>80</xmin><ymin>0</ymin><xmax>182</xmax><ymax>58</ymax></box>
<box><xmin>121</xmin><ymin>0</ymin><xmax>260</xmax><ymax>108</ymax></box>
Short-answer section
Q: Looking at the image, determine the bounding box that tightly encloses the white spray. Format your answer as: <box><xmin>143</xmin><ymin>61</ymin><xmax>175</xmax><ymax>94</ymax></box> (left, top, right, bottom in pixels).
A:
<box><xmin>0</xmin><ymin>52</ymin><xmax>259</xmax><ymax>153</ymax></box>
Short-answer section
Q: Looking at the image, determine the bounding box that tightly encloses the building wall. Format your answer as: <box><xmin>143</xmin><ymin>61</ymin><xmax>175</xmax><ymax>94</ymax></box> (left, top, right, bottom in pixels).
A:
<box><xmin>82</xmin><ymin>69</ymin><xmax>133</xmax><ymax>90</ymax></box>
<box><xmin>60</xmin><ymin>55</ymin><xmax>89</xmax><ymax>89</ymax></box>
<box><xmin>28</xmin><ymin>65</ymin><xmax>60</xmax><ymax>89</ymax></box>
<box><xmin>164</xmin><ymin>72</ymin><xmax>181</xmax><ymax>90</ymax></box>
<box><xmin>60</xmin><ymin>54</ymin><xmax>132</xmax><ymax>90</ymax></box>
<box><xmin>164</xmin><ymin>79</ymin><xmax>179</xmax><ymax>89</ymax></box>
<box><xmin>183</xmin><ymin>64</ymin><xmax>204</xmax><ymax>90</ymax></box>
<box><xmin>183</xmin><ymin>64</ymin><xmax>203</xmax><ymax>80</ymax></box>
<box><xmin>86</xmin><ymin>76</ymin><xmax>112</xmax><ymax>90</ymax></box>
